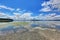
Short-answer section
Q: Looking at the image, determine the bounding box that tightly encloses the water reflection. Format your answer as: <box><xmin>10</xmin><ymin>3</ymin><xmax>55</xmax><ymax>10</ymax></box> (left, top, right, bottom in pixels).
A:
<box><xmin>0</xmin><ymin>21</ymin><xmax>60</xmax><ymax>31</ymax></box>
<box><xmin>30</xmin><ymin>21</ymin><xmax>60</xmax><ymax>29</ymax></box>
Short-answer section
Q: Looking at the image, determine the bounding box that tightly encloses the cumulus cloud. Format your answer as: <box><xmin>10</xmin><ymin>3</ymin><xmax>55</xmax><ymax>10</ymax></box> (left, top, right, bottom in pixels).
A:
<box><xmin>47</xmin><ymin>0</ymin><xmax>60</xmax><ymax>11</ymax></box>
<box><xmin>20</xmin><ymin>12</ymin><xmax>32</xmax><ymax>18</ymax></box>
<box><xmin>12</xmin><ymin>12</ymin><xmax>33</xmax><ymax>20</ymax></box>
<box><xmin>0</xmin><ymin>12</ymin><xmax>60</xmax><ymax>21</ymax></box>
<box><xmin>35</xmin><ymin>13</ymin><xmax>60</xmax><ymax>20</ymax></box>
<box><xmin>40</xmin><ymin>2</ymin><xmax>52</xmax><ymax>12</ymax></box>
<box><xmin>41</xmin><ymin>2</ymin><xmax>50</xmax><ymax>7</ymax></box>
<box><xmin>0</xmin><ymin>5</ymin><xmax>33</xmax><ymax>21</ymax></box>
<box><xmin>39</xmin><ymin>0</ymin><xmax>60</xmax><ymax>20</ymax></box>
<box><xmin>0</xmin><ymin>5</ymin><xmax>15</xmax><ymax>11</ymax></box>
<box><xmin>49</xmin><ymin>0</ymin><xmax>60</xmax><ymax>5</ymax></box>
<box><xmin>16</xmin><ymin>8</ymin><xmax>21</xmax><ymax>11</ymax></box>
<box><xmin>40</xmin><ymin>6</ymin><xmax>51</xmax><ymax>12</ymax></box>
<box><xmin>40</xmin><ymin>0</ymin><xmax>60</xmax><ymax>12</ymax></box>
<box><xmin>0</xmin><ymin>4</ymin><xmax>60</xmax><ymax>21</ymax></box>
<box><xmin>54</xmin><ymin>15</ymin><xmax>60</xmax><ymax>20</ymax></box>
<box><xmin>0</xmin><ymin>12</ymin><xmax>10</xmax><ymax>18</ymax></box>
<box><xmin>13</xmin><ymin>12</ymin><xmax>21</xmax><ymax>20</ymax></box>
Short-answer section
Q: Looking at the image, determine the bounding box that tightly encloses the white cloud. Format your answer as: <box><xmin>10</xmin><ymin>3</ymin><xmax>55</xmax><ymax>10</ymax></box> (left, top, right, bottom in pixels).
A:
<box><xmin>40</xmin><ymin>6</ymin><xmax>51</xmax><ymax>12</ymax></box>
<box><xmin>41</xmin><ymin>2</ymin><xmax>50</xmax><ymax>6</ymax></box>
<box><xmin>0</xmin><ymin>12</ymin><xmax>10</xmax><ymax>18</ymax></box>
<box><xmin>19</xmin><ymin>12</ymin><xmax>33</xmax><ymax>20</ymax></box>
<box><xmin>13</xmin><ymin>12</ymin><xmax>21</xmax><ymax>20</ymax></box>
<box><xmin>0</xmin><ymin>12</ymin><xmax>6</xmax><ymax>16</ymax></box>
<box><xmin>36</xmin><ymin>13</ymin><xmax>60</xmax><ymax>20</ymax></box>
<box><xmin>0</xmin><ymin>5</ymin><xmax>15</xmax><ymax>11</ymax></box>
<box><xmin>0</xmin><ymin>4</ymin><xmax>60</xmax><ymax>21</ymax></box>
<box><xmin>44</xmin><ymin>13</ymin><xmax>56</xmax><ymax>20</ymax></box>
<box><xmin>40</xmin><ymin>1</ymin><xmax>52</xmax><ymax>12</ymax></box>
<box><xmin>49</xmin><ymin>0</ymin><xmax>60</xmax><ymax>4</ymax></box>
<box><xmin>16</xmin><ymin>8</ymin><xmax>21</xmax><ymax>11</ymax></box>
<box><xmin>0</xmin><ymin>12</ymin><xmax>60</xmax><ymax>21</ymax></box>
<box><xmin>12</xmin><ymin>12</ymin><xmax>60</xmax><ymax>21</ymax></box>
<box><xmin>54</xmin><ymin>15</ymin><xmax>60</xmax><ymax>20</ymax></box>
<box><xmin>40</xmin><ymin>0</ymin><xmax>60</xmax><ymax>12</ymax></box>
<box><xmin>47</xmin><ymin>0</ymin><xmax>60</xmax><ymax>11</ymax></box>
<box><xmin>20</xmin><ymin>12</ymin><xmax>32</xmax><ymax>18</ymax></box>
<box><xmin>39</xmin><ymin>0</ymin><xmax>60</xmax><ymax>20</ymax></box>
<box><xmin>0</xmin><ymin>12</ymin><xmax>21</xmax><ymax>20</ymax></box>
<box><xmin>13</xmin><ymin>12</ymin><xmax>21</xmax><ymax>16</ymax></box>
<box><xmin>0</xmin><ymin>5</ymin><xmax>33</xmax><ymax>21</ymax></box>
<box><xmin>10</xmin><ymin>12</ymin><xmax>33</xmax><ymax>20</ymax></box>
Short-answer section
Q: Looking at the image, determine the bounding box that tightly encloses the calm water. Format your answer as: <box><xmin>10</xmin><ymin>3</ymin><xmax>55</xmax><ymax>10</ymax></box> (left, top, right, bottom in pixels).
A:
<box><xmin>0</xmin><ymin>21</ymin><xmax>60</xmax><ymax>31</ymax></box>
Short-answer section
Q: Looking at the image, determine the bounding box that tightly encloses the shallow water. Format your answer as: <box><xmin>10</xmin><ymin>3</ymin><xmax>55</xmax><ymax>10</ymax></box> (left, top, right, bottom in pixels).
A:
<box><xmin>0</xmin><ymin>21</ymin><xmax>60</xmax><ymax>31</ymax></box>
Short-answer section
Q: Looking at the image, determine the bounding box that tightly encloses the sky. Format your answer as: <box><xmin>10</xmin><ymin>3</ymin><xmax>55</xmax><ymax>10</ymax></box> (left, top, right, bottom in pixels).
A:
<box><xmin>0</xmin><ymin>0</ymin><xmax>60</xmax><ymax>20</ymax></box>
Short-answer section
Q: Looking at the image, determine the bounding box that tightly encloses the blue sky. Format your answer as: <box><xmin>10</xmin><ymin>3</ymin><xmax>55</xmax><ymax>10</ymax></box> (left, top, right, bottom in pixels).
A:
<box><xmin>0</xmin><ymin>0</ymin><xmax>60</xmax><ymax>20</ymax></box>
<box><xmin>0</xmin><ymin>0</ymin><xmax>49</xmax><ymax>16</ymax></box>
